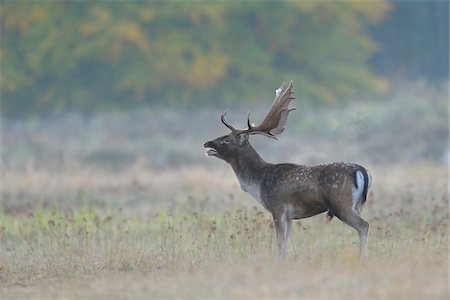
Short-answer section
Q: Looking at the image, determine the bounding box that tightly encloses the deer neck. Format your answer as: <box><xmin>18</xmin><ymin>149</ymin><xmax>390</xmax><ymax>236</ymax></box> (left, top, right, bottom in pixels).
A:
<box><xmin>228</xmin><ymin>142</ymin><xmax>268</xmax><ymax>197</ymax></box>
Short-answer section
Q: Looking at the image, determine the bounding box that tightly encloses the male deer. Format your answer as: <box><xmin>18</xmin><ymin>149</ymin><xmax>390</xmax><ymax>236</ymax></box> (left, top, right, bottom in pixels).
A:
<box><xmin>204</xmin><ymin>81</ymin><xmax>371</xmax><ymax>259</ymax></box>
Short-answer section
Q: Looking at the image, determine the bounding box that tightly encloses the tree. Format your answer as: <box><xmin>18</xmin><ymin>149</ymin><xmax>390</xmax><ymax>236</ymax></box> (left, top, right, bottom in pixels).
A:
<box><xmin>1</xmin><ymin>1</ymin><xmax>389</xmax><ymax>116</ymax></box>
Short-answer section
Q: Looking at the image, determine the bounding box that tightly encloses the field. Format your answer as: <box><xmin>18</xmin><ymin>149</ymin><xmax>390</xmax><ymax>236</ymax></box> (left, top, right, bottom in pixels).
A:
<box><xmin>1</xmin><ymin>160</ymin><xmax>448</xmax><ymax>299</ymax></box>
<box><xmin>1</xmin><ymin>98</ymin><xmax>448</xmax><ymax>299</ymax></box>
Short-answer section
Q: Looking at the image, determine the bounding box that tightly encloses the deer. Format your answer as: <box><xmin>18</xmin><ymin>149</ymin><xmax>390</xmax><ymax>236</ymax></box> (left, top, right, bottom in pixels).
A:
<box><xmin>204</xmin><ymin>81</ymin><xmax>371</xmax><ymax>260</ymax></box>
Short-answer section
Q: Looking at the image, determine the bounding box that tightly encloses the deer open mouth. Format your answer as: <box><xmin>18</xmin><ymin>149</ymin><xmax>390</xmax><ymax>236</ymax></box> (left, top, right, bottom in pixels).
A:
<box><xmin>204</xmin><ymin>147</ymin><xmax>218</xmax><ymax>156</ymax></box>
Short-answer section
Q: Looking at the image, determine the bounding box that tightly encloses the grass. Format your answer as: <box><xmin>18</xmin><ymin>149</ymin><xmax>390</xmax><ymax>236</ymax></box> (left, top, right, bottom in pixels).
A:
<box><xmin>1</xmin><ymin>87</ymin><xmax>448</xmax><ymax>298</ymax></box>
<box><xmin>0</xmin><ymin>163</ymin><xmax>448</xmax><ymax>299</ymax></box>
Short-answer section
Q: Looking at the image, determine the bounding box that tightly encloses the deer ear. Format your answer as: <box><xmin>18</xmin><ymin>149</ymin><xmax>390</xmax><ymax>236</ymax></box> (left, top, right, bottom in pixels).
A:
<box><xmin>237</xmin><ymin>133</ymin><xmax>249</xmax><ymax>144</ymax></box>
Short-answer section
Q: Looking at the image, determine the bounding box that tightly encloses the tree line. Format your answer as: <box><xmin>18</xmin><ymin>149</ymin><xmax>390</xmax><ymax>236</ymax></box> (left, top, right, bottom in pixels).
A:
<box><xmin>1</xmin><ymin>1</ymin><xmax>447</xmax><ymax>116</ymax></box>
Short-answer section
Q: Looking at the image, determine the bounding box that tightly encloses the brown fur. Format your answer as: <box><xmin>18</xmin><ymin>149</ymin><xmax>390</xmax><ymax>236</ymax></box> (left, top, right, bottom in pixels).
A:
<box><xmin>204</xmin><ymin>81</ymin><xmax>370</xmax><ymax>259</ymax></box>
<box><xmin>204</xmin><ymin>134</ymin><xmax>371</xmax><ymax>259</ymax></box>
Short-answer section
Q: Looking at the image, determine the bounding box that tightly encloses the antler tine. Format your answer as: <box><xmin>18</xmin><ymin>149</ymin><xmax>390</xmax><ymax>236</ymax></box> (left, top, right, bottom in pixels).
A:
<box><xmin>246</xmin><ymin>111</ymin><xmax>278</xmax><ymax>139</ymax></box>
<box><xmin>245</xmin><ymin>80</ymin><xmax>296</xmax><ymax>139</ymax></box>
<box><xmin>221</xmin><ymin>110</ymin><xmax>238</xmax><ymax>133</ymax></box>
<box><xmin>220</xmin><ymin>81</ymin><xmax>295</xmax><ymax>138</ymax></box>
<box><xmin>247</xmin><ymin>112</ymin><xmax>253</xmax><ymax>129</ymax></box>
<box><xmin>276</xmin><ymin>81</ymin><xmax>287</xmax><ymax>97</ymax></box>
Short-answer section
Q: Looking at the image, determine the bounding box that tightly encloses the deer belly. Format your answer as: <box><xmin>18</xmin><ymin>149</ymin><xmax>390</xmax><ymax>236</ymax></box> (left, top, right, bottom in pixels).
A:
<box><xmin>288</xmin><ymin>194</ymin><xmax>328</xmax><ymax>219</ymax></box>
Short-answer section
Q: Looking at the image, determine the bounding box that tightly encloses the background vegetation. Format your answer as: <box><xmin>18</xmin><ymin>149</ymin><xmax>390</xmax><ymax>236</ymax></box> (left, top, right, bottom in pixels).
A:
<box><xmin>1</xmin><ymin>1</ymin><xmax>448</xmax><ymax>116</ymax></box>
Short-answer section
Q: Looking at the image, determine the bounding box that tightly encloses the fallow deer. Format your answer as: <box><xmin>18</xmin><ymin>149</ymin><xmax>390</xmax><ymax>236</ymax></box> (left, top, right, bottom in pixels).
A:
<box><xmin>204</xmin><ymin>81</ymin><xmax>371</xmax><ymax>259</ymax></box>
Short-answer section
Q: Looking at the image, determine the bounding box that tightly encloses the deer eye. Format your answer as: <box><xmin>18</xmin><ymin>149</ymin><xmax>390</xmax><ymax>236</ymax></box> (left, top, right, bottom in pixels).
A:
<box><xmin>221</xmin><ymin>138</ymin><xmax>230</xmax><ymax>144</ymax></box>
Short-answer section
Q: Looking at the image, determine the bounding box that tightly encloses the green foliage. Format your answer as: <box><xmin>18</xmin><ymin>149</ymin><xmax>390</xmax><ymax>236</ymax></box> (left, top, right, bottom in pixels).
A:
<box><xmin>1</xmin><ymin>1</ymin><xmax>390</xmax><ymax>116</ymax></box>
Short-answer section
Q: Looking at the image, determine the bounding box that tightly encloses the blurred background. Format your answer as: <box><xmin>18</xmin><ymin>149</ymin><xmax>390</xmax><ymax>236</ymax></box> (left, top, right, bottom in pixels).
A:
<box><xmin>0</xmin><ymin>1</ymin><xmax>448</xmax><ymax>207</ymax></box>
<box><xmin>0</xmin><ymin>3</ymin><xmax>449</xmax><ymax>297</ymax></box>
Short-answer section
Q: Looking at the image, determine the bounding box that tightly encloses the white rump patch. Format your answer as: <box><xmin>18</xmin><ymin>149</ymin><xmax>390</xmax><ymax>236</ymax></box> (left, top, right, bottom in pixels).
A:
<box><xmin>352</xmin><ymin>171</ymin><xmax>365</xmax><ymax>213</ymax></box>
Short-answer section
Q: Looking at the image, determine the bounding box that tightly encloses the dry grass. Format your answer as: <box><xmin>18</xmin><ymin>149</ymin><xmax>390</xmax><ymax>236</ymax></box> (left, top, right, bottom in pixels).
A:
<box><xmin>0</xmin><ymin>163</ymin><xmax>448</xmax><ymax>299</ymax></box>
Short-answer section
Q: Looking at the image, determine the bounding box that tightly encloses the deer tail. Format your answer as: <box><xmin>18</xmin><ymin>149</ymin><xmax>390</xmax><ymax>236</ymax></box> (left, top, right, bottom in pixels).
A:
<box><xmin>351</xmin><ymin>166</ymin><xmax>372</xmax><ymax>217</ymax></box>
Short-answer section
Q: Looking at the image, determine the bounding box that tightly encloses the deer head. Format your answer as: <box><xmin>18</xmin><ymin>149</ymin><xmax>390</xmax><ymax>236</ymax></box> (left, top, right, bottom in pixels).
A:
<box><xmin>204</xmin><ymin>81</ymin><xmax>295</xmax><ymax>162</ymax></box>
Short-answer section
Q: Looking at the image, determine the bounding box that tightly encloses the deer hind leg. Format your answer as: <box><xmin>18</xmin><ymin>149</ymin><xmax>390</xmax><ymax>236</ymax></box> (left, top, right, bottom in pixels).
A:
<box><xmin>345</xmin><ymin>212</ymin><xmax>369</xmax><ymax>258</ymax></box>
<box><xmin>273</xmin><ymin>211</ymin><xmax>292</xmax><ymax>260</ymax></box>
<box><xmin>326</xmin><ymin>200</ymin><xmax>369</xmax><ymax>258</ymax></box>
<box><xmin>338</xmin><ymin>211</ymin><xmax>369</xmax><ymax>258</ymax></box>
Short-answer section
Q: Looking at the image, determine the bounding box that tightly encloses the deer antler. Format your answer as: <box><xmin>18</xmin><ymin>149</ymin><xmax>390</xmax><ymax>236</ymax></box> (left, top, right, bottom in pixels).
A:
<box><xmin>221</xmin><ymin>111</ymin><xmax>238</xmax><ymax>133</ymax></box>
<box><xmin>220</xmin><ymin>81</ymin><xmax>295</xmax><ymax>139</ymax></box>
<box><xmin>246</xmin><ymin>81</ymin><xmax>295</xmax><ymax>139</ymax></box>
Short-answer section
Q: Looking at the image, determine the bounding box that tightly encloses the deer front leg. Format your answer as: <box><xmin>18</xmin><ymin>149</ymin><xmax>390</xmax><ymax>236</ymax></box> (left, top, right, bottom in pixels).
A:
<box><xmin>273</xmin><ymin>210</ymin><xmax>291</xmax><ymax>260</ymax></box>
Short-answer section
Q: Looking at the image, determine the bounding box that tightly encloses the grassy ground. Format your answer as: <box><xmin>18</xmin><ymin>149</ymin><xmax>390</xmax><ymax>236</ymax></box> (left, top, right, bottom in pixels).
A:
<box><xmin>0</xmin><ymin>162</ymin><xmax>448</xmax><ymax>299</ymax></box>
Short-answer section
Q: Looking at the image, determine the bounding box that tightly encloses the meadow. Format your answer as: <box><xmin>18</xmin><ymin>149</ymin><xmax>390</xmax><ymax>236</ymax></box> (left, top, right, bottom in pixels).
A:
<box><xmin>1</xmin><ymin>162</ymin><xmax>448</xmax><ymax>299</ymax></box>
<box><xmin>1</xmin><ymin>92</ymin><xmax>448</xmax><ymax>299</ymax></box>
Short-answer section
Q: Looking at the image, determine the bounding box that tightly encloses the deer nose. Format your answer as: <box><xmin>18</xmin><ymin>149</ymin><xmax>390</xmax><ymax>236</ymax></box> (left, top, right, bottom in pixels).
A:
<box><xmin>204</xmin><ymin>141</ymin><xmax>216</xmax><ymax>148</ymax></box>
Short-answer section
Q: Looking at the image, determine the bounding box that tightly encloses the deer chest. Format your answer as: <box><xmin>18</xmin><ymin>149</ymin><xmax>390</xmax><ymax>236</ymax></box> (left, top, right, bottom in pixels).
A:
<box><xmin>237</xmin><ymin>177</ymin><xmax>267</xmax><ymax>208</ymax></box>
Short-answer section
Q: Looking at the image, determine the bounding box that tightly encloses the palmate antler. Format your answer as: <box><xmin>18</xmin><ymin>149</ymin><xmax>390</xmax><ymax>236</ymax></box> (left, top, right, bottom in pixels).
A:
<box><xmin>221</xmin><ymin>81</ymin><xmax>296</xmax><ymax>139</ymax></box>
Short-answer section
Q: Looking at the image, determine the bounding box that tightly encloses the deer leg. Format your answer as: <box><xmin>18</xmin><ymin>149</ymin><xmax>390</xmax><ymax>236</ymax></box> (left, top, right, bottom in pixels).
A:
<box><xmin>273</xmin><ymin>211</ymin><xmax>291</xmax><ymax>260</ymax></box>
<box><xmin>341</xmin><ymin>212</ymin><xmax>369</xmax><ymax>258</ymax></box>
<box><xmin>358</xmin><ymin>220</ymin><xmax>369</xmax><ymax>258</ymax></box>
<box><xmin>353</xmin><ymin>215</ymin><xmax>369</xmax><ymax>259</ymax></box>
<box><xmin>326</xmin><ymin>201</ymin><xmax>369</xmax><ymax>258</ymax></box>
